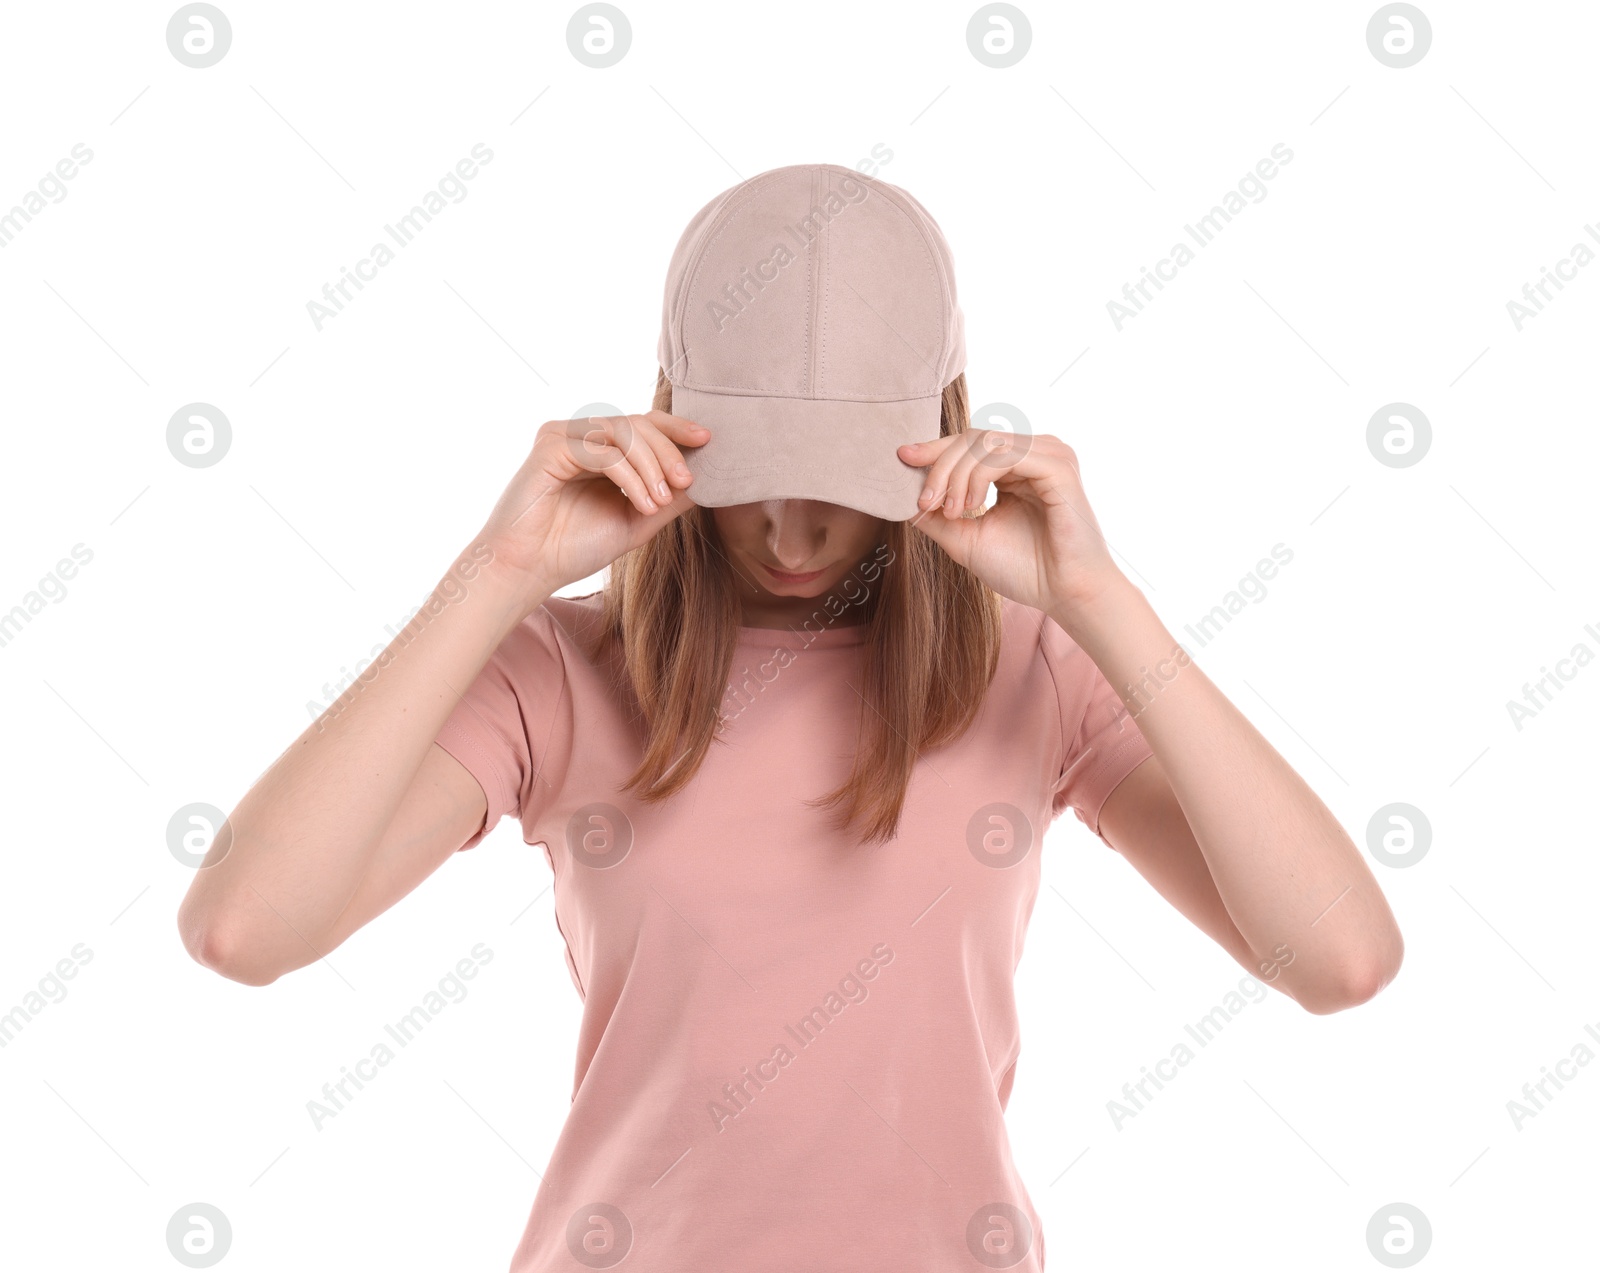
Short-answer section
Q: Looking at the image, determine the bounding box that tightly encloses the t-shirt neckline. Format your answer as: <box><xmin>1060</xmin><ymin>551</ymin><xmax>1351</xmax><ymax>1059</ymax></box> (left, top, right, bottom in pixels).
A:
<box><xmin>735</xmin><ymin>619</ymin><xmax>869</xmax><ymax>649</ymax></box>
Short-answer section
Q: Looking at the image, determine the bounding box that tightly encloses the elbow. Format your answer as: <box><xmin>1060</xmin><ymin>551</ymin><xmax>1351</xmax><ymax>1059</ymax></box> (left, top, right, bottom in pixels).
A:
<box><xmin>1298</xmin><ymin>934</ymin><xmax>1404</xmax><ymax>1016</ymax></box>
<box><xmin>178</xmin><ymin>904</ymin><xmax>281</xmax><ymax>987</ymax></box>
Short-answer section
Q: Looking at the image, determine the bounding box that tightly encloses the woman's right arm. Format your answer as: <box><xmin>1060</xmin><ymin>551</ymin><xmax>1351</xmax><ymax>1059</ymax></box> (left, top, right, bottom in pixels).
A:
<box><xmin>176</xmin><ymin>409</ymin><xmax>709</xmax><ymax>986</ymax></box>
<box><xmin>176</xmin><ymin>550</ymin><xmax>552</xmax><ymax>985</ymax></box>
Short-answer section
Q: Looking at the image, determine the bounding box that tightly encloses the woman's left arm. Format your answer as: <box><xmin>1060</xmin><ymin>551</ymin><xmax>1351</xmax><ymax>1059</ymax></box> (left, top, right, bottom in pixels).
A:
<box><xmin>903</xmin><ymin>427</ymin><xmax>1404</xmax><ymax>1015</ymax></box>
<box><xmin>1060</xmin><ymin>578</ymin><xmax>1404</xmax><ymax>1015</ymax></box>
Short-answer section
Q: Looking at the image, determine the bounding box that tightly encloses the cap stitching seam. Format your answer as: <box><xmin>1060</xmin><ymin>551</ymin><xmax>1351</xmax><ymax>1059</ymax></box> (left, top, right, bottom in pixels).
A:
<box><xmin>803</xmin><ymin>166</ymin><xmax>816</xmax><ymax>395</ymax></box>
<box><xmin>819</xmin><ymin>166</ymin><xmax>830</xmax><ymax>396</ymax></box>
<box><xmin>694</xmin><ymin>458</ymin><xmax>908</xmax><ymax>489</ymax></box>
<box><xmin>677</xmin><ymin>167</ymin><xmax>794</xmax><ymax>392</ymax></box>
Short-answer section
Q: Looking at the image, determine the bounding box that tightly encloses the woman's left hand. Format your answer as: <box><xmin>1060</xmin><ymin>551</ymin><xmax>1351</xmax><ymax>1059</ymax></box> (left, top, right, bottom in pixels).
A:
<box><xmin>898</xmin><ymin>429</ymin><xmax>1129</xmax><ymax>625</ymax></box>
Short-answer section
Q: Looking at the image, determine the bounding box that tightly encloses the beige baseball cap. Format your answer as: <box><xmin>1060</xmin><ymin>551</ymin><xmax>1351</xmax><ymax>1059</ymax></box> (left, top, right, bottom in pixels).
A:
<box><xmin>657</xmin><ymin>162</ymin><xmax>966</xmax><ymax>521</ymax></box>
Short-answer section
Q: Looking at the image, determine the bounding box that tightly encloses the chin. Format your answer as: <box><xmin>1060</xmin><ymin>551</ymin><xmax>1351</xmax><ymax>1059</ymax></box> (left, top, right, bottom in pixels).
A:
<box><xmin>762</xmin><ymin>579</ymin><xmax>831</xmax><ymax>598</ymax></box>
<box><xmin>752</xmin><ymin>561</ymin><xmax>835</xmax><ymax>594</ymax></box>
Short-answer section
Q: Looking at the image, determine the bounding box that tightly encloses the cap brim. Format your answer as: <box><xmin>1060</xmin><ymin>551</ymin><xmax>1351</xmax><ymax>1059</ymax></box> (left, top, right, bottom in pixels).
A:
<box><xmin>670</xmin><ymin>384</ymin><xmax>939</xmax><ymax>522</ymax></box>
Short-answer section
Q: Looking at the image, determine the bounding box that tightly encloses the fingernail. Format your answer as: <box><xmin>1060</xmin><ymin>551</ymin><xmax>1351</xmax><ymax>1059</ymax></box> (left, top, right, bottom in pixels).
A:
<box><xmin>656</xmin><ymin>480</ymin><xmax>670</xmax><ymax>500</ymax></box>
<box><xmin>675</xmin><ymin>463</ymin><xmax>690</xmax><ymax>479</ymax></box>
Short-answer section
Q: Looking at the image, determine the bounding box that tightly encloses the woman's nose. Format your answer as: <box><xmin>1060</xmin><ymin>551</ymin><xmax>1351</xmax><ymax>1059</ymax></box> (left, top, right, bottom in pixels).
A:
<box><xmin>763</xmin><ymin>500</ymin><xmax>826</xmax><ymax>551</ymax></box>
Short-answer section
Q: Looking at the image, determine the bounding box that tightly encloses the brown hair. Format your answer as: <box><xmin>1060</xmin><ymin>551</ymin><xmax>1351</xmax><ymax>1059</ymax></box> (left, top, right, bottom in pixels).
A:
<box><xmin>593</xmin><ymin>367</ymin><xmax>1002</xmax><ymax>844</ymax></box>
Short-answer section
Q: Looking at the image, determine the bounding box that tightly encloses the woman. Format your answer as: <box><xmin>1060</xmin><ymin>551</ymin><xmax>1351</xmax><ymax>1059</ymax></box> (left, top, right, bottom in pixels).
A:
<box><xmin>178</xmin><ymin>164</ymin><xmax>1403</xmax><ymax>1271</ymax></box>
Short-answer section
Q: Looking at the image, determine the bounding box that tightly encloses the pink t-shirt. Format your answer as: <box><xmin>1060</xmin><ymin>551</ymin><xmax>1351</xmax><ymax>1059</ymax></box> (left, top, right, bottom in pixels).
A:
<box><xmin>433</xmin><ymin>589</ymin><xmax>1152</xmax><ymax>1271</ymax></box>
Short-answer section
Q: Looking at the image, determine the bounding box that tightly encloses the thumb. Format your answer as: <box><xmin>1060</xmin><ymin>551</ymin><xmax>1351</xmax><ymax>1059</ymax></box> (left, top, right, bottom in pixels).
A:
<box><xmin>907</xmin><ymin>504</ymin><xmax>976</xmax><ymax>563</ymax></box>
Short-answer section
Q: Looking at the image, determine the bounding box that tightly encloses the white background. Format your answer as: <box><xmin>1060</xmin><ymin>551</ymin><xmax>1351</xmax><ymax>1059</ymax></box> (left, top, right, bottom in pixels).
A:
<box><xmin>1</xmin><ymin>1</ymin><xmax>1595</xmax><ymax>1269</ymax></box>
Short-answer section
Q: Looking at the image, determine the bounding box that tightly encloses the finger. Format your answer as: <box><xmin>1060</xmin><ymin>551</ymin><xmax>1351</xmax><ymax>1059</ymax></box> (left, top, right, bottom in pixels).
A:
<box><xmin>601</xmin><ymin>450</ymin><xmax>662</xmax><ymax>514</ymax></box>
<box><xmin>629</xmin><ymin>411</ymin><xmax>710</xmax><ymax>498</ymax></box>
<box><xmin>906</xmin><ymin>495</ymin><xmax>980</xmax><ymax>562</ymax></box>
<box><xmin>625</xmin><ymin>464</ymin><xmax>705</xmax><ymax>543</ymax></box>
<box><xmin>961</xmin><ymin>429</ymin><xmax>1029</xmax><ymax>513</ymax></box>
<box><xmin>961</xmin><ymin>452</ymin><xmax>996</xmax><ymax>515</ymax></box>
<box><xmin>604</xmin><ymin>414</ymin><xmax>676</xmax><ymax>506</ymax></box>
<box><xmin>564</xmin><ymin>421</ymin><xmax>661</xmax><ymax>515</ymax></box>
<box><xmin>940</xmin><ymin>435</ymin><xmax>993</xmax><ymax>519</ymax></box>
<box><xmin>963</xmin><ymin>432</ymin><xmax>1073</xmax><ymax>506</ymax></box>
<box><xmin>641</xmin><ymin>408</ymin><xmax>712</xmax><ymax>446</ymax></box>
<box><xmin>913</xmin><ymin>430</ymin><xmax>998</xmax><ymax>518</ymax></box>
<box><xmin>897</xmin><ymin>434</ymin><xmax>969</xmax><ymax>516</ymax></box>
<box><xmin>561</xmin><ymin>412</ymin><xmax>712</xmax><ymax>513</ymax></box>
<box><xmin>967</xmin><ymin>428</ymin><xmax>1028</xmax><ymax>490</ymax></box>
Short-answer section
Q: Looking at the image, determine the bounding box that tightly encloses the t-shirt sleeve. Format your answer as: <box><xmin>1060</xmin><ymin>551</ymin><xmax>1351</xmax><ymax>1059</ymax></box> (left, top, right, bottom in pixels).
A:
<box><xmin>432</xmin><ymin>604</ymin><xmax>567</xmax><ymax>851</ymax></box>
<box><xmin>1039</xmin><ymin>612</ymin><xmax>1154</xmax><ymax>847</ymax></box>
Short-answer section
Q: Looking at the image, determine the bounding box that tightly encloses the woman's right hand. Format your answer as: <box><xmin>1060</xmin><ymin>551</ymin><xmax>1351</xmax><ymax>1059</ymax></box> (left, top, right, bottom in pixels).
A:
<box><xmin>477</xmin><ymin>409</ymin><xmax>711</xmax><ymax>604</ymax></box>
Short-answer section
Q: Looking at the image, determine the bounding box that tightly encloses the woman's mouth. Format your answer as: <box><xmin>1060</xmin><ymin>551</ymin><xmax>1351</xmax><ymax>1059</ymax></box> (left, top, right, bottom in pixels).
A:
<box><xmin>759</xmin><ymin>562</ymin><xmax>826</xmax><ymax>584</ymax></box>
